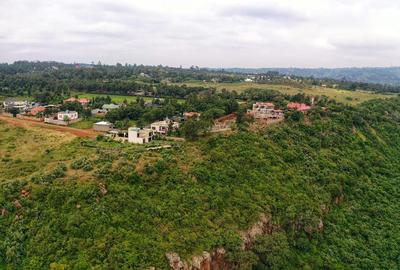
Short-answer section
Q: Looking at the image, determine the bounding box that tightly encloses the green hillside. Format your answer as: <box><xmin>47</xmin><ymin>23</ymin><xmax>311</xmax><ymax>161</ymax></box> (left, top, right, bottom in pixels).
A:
<box><xmin>1</xmin><ymin>97</ymin><xmax>400</xmax><ymax>269</ymax></box>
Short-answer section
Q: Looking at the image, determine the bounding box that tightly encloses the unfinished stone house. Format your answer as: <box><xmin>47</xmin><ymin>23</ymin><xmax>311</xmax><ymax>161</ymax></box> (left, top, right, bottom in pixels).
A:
<box><xmin>248</xmin><ymin>102</ymin><xmax>284</xmax><ymax>120</ymax></box>
<box><xmin>128</xmin><ymin>127</ymin><xmax>154</xmax><ymax>144</ymax></box>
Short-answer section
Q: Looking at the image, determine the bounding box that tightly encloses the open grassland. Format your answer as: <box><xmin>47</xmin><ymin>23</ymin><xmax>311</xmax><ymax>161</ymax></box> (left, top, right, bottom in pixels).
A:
<box><xmin>0</xmin><ymin>120</ymin><xmax>177</xmax><ymax>183</ymax></box>
<box><xmin>180</xmin><ymin>81</ymin><xmax>396</xmax><ymax>105</ymax></box>
<box><xmin>0</xmin><ymin>120</ymin><xmax>78</xmax><ymax>181</ymax></box>
<box><xmin>0</xmin><ymin>115</ymin><xmax>97</xmax><ymax>137</ymax></box>
<box><xmin>73</xmin><ymin>92</ymin><xmax>184</xmax><ymax>104</ymax></box>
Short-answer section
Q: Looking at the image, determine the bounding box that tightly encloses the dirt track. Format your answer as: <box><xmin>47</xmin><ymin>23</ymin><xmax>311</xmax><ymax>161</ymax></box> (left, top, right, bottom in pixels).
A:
<box><xmin>0</xmin><ymin>115</ymin><xmax>98</xmax><ymax>138</ymax></box>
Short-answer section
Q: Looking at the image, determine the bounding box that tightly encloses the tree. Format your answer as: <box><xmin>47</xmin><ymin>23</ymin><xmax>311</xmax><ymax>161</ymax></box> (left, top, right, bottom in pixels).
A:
<box><xmin>251</xmin><ymin>232</ymin><xmax>291</xmax><ymax>269</ymax></box>
<box><xmin>7</xmin><ymin>107</ymin><xmax>19</xmax><ymax>117</ymax></box>
<box><xmin>286</xmin><ymin>110</ymin><xmax>304</xmax><ymax>122</ymax></box>
<box><xmin>181</xmin><ymin>119</ymin><xmax>202</xmax><ymax>141</ymax></box>
<box><xmin>63</xmin><ymin>115</ymin><xmax>70</xmax><ymax>125</ymax></box>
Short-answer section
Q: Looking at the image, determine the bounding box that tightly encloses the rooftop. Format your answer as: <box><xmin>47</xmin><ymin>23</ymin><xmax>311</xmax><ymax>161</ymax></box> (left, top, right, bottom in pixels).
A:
<box><xmin>95</xmin><ymin>121</ymin><xmax>112</xmax><ymax>126</ymax></box>
<box><xmin>255</xmin><ymin>102</ymin><xmax>274</xmax><ymax>107</ymax></box>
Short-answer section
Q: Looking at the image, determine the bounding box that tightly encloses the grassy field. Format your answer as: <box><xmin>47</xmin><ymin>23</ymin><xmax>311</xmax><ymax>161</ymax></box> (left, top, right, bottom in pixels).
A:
<box><xmin>179</xmin><ymin>81</ymin><xmax>396</xmax><ymax>105</ymax></box>
<box><xmin>0</xmin><ymin>120</ymin><xmax>77</xmax><ymax>181</ymax></box>
<box><xmin>69</xmin><ymin>117</ymin><xmax>103</xmax><ymax>129</ymax></box>
<box><xmin>73</xmin><ymin>92</ymin><xmax>185</xmax><ymax>104</ymax></box>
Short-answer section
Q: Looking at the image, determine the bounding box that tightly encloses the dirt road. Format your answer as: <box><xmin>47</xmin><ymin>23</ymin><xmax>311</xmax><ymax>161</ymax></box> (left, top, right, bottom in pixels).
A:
<box><xmin>0</xmin><ymin>115</ymin><xmax>98</xmax><ymax>138</ymax></box>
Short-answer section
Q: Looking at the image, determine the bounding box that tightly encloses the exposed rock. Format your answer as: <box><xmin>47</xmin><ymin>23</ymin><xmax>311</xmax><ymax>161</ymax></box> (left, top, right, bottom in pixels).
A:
<box><xmin>166</xmin><ymin>248</ymin><xmax>228</xmax><ymax>270</ymax></box>
<box><xmin>320</xmin><ymin>204</ymin><xmax>330</xmax><ymax>214</ymax></box>
<box><xmin>21</xmin><ymin>189</ymin><xmax>30</xmax><ymax>197</ymax></box>
<box><xmin>166</xmin><ymin>252</ymin><xmax>184</xmax><ymax>270</ymax></box>
<box><xmin>334</xmin><ymin>192</ymin><xmax>345</xmax><ymax>205</ymax></box>
<box><xmin>190</xmin><ymin>251</ymin><xmax>211</xmax><ymax>270</ymax></box>
<box><xmin>98</xmin><ymin>183</ymin><xmax>108</xmax><ymax>196</ymax></box>
<box><xmin>239</xmin><ymin>214</ymin><xmax>276</xmax><ymax>250</ymax></box>
<box><xmin>13</xmin><ymin>199</ymin><xmax>22</xmax><ymax>209</ymax></box>
<box><xmin>318</xmin><ymin>219</ymin><xmax>324</xmax><ymax>232</ymax></box>
<box><xmin>1</xmin><ymin>208</ymin><xmax>8</xmax><ymax>217</ymax></box>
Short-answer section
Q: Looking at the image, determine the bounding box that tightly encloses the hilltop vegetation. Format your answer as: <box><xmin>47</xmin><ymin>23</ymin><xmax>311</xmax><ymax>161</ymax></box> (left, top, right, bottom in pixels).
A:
<box><xmin>1</xmin><ymin>96</ymin><xmax>400</xmax><ymax>269</ymax></box>
<box><xmin>178</xmin><ymin>81</ymin><xmax>394</xmax><ymax>105</ymax></box>
<box><xmin>225</xmin><ymin>67</ymin><xmax>400</xmax><ymax>87</ymax></box>
<box><xmin>0</xmin><ymin>61</ymin><xmax>398</xmax><ymax>107</ymax></box>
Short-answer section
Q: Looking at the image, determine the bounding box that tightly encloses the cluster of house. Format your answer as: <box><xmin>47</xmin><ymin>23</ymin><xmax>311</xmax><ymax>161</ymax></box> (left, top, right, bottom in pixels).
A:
<box><xmin>91</xmin><ymin>104</ymin><xmax>120</xmax><ymax>116</ymax></box>
<box><xmin>1</xmin><ymin>97</ymin><xmax>125</xmax><ymax>126</ymax></box>
<box><xmin>247</xmin><ymin>102</ymin><xmax>311</xmax><ymax>120</ymax></box>
<box><xmin>3</xmin><ymin>96</ymin><xmax>313</xmax><ymax>145</ymax></box>
<box><xmin>94</xmin><ymin>117</ymin><xmax>184</xmax><ymax>144</ymax></box>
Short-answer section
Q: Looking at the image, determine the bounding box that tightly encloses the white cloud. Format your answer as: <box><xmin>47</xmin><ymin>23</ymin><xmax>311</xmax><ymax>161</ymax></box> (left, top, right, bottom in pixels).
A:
<box><xmin>0</xmin><ymin>0</ymin><xmax>399</xmax><ymax>67</ymax></box>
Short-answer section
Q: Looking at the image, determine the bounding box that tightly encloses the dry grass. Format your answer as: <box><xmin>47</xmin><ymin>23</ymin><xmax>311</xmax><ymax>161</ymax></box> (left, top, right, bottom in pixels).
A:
<box><xmin>179</xmin><ymin>81</ymin><xmax>395</xmax><ymax>105</ymax></box>
<box><xmin>0</xmin><ymin>120</ymin><xmax>97</xmax><ymax>182</ymax></box>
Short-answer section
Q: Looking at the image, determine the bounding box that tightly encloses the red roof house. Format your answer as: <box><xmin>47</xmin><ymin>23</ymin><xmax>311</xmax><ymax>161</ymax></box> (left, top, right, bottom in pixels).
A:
<box><xmin>30</xmin><ymin>106</ymin><xmax>46</xmax><ymax>116</ymax></box>
<box><xmin>255</xmin><ymin>102</ymin><xmax>274</xmax><ymax>107</ymax></box>
<box><xmin>183</xmin><ymin>112</ymin><xmax>200</xmax><ymax>118</ymax></box>
<box><xmin>287</xmin><ymin>103</ymin><xmax>311</xmax><ymax>112</ymax></box>
<box><xmin>64</xmin><ymin>97</ymin><xmax>90</xmax><ymax>106</ymax></box>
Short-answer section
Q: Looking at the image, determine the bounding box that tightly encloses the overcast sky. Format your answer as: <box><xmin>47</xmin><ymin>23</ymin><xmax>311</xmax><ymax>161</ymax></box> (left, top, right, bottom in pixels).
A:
<box><xmin>1</xmin><ymin>0</ymin><xmax>400</xmax><ymax>68</ymax></box>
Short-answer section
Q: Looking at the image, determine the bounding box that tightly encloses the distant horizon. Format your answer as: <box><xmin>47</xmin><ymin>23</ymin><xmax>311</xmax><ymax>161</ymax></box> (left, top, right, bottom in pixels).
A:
<box><xmin>2</xmin><ymin>60</ymin><xmax>400</xmax><ymax>70</ymax></box>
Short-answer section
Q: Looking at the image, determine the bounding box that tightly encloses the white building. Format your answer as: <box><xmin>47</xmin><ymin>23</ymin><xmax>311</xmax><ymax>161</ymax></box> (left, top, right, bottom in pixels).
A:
<box><xmin>57</xmin><ymin>110</ymin><xmax>78</xmax><ymax>121</ymax></box>
<box><xmin>3</xmin><ymin>100</ymin><xmax>31</xmax><ymax>112</ymax></box>
<box><xmin>150</xmin><ymin>119</ymin><xmax>180</xmax><ymax>135</ymax></box>
<box><xmin>128</xmin><ymin>127</ymin><xmax>154</xmax><ymax>144</ymax></box>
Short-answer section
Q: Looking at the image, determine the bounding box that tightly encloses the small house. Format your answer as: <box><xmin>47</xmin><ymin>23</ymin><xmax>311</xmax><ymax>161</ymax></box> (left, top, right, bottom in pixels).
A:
<box><xmin>3</xmin><ymin>100</ymin><xmax>31</xmax><ymax>112</ymax></box>
<box><xmin>93</xmin><ymin>121</ymin><xmax>113</xmax><ymax>132</ymax></box>
<box><xmin>248</xmin><ymin>102</ymin><xmax>284</xmax><ymax>120</ymax></box>
<box><xmin>150</xmin><ymin>119</ymin><xmax>180</xmax><ymax>135</ymax></box>
<box><xmin>128</xmin><ymin>127</ymin><xmax>154</xmax><ymax>144</ymax></box>
<box><xmin>102</xmin><ymin>104</ymin><xmax>120</xmax><ymax>111</ymax></box>
<box><xmin>57</xmin><ymin>110</ymin><xmax>78</xmax><ymax>121</ymax></box>
<box><xmin>91</xmin><ymin>108</ymin><xmax>107</xmax><ymax>116</ymax></box>
<box><xmin>287</xmin><ymin>103</ymin><xmax>311</xmax><ymax>112</ymax></box>
<box><xmin>30</xmin><ymin>106</ymin><xmax>46</xmax><ymax>116</ymax></box>
<box><xmin>183</xmin><ymin>112</ymin><xmax>200</xmax><ymax>119</ymax></box>
<box><xmin>64</xmin><ymin>97</ymin><xmax>90</xmax><ymax>107</ymax></box>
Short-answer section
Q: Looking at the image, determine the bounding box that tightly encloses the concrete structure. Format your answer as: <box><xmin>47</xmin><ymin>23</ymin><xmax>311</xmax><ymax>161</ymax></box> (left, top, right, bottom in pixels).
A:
<box><xmin>3</xmin><ymin>100</ymin><xmax>31</xmax><ymax>112</ymax></box>
<box><xmin>150</xmin><ymin>119</ymin><xmax>180</xmax><ymax>135</ymax></box>
<box><xmin>287</xmin><ymin>103</ymin><xmax>311</xmax><ymax>112</ymax></box>
<box><xmin>128</xmin><ymin>127</ymin><xmax>154</xmax><ymax>144</ymax></box>
<box><xmin>213</xmin><ymin>113</ymin><xmax>237</xmax><ymax>131</ymax></box>
<box><xmin>93</xmin><ymin>121</ymin><xmax>113</xmax><ymax>132</ymax></box>
<box><xmin>102</xmin><ymin>104</ymin><xmax>120</xmax><ymax>111</ymax></box>
<box><xmin>91</xmin><ymin>108</ymin><xmax>107</xmax><ymax>116</ymax></box>
<box><xmin>44</xmin><ymin>117</ymin><xmax>81</xmax><ymax>126</ymax></box>
<box><xmin>248</xmin><ymin>102</ymin><xmax>284</xmax><ymax>120</ymax></box>
<box><xmin>57</xmin><ymin>110</ymin><xmax>78</xmax><ymax>121</ymax></box>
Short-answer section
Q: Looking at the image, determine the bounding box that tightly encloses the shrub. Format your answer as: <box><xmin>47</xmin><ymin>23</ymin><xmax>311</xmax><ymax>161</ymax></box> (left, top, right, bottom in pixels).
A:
<box><xmin>71</xmin><ymin>158</ymin><xmax>93</xmax><ymax>171</ymax></box>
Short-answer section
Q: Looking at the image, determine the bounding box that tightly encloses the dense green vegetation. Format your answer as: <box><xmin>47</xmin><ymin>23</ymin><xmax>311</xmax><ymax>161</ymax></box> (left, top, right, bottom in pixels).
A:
<box><xmin>1</xmin><ymin>61</ymin><xmax>398</xmax><ymax>107</ymax></box>
<box><xmin>225</xmin><ymin>67</ymin><xmax>400</xmax><ymax>90</ymax></box>
<box><xmin>1</xmin><ymin>95</ymin><xmax>400</xmax><ymax>269</ymax></box>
